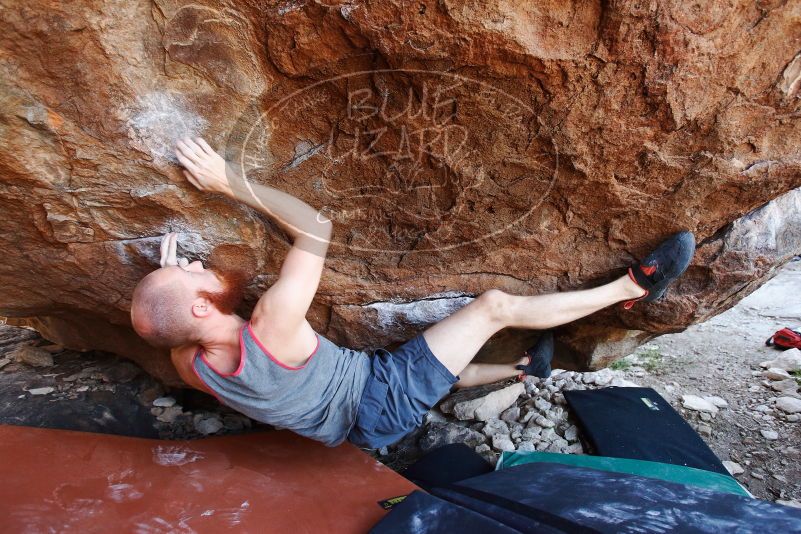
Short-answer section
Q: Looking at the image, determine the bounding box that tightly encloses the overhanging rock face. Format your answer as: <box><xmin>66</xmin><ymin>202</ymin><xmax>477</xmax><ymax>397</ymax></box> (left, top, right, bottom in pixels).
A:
<box><xmin>1</xmin><ymin>1</ymin><xmax>800</xmax><ymax>383</ymax></box>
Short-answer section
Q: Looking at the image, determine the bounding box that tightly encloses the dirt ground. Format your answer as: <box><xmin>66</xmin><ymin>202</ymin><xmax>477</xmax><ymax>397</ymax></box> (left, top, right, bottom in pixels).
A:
<box><xmin>1</xmin><ymin>261</ymin><xmax>799</xmax><ymax>504</ymax></box>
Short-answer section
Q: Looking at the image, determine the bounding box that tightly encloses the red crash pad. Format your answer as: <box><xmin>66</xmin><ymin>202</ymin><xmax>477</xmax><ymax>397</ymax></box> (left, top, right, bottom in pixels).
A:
<box><xmin>0</xmin><ymin>425</ymin><xmax>418</xmax><ymax>532</ymax></box>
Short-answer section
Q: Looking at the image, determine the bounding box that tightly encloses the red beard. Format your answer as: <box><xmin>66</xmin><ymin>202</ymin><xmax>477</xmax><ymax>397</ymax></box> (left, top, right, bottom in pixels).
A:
<box><xmin>197</xmin><ymin>267</ymin><xmax>249</xmax><ymax>315</ymax></box>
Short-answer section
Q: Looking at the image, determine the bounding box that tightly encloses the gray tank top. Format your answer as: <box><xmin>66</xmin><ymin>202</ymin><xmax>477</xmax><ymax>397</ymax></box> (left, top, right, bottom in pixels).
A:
<box><xmin>192</xmin><ymin>321</ymin><xmax>371</xmax><ymax>447</ymax></box>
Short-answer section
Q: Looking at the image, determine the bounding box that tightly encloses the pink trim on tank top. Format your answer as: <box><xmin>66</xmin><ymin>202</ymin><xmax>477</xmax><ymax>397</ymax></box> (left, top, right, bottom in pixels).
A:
<box><xmin>246</xmin><ymin>320</ymin><xmax>320</xmax><ymax>371</ymax></box>
<box><xmin>191</xmin><ymin>349</ymin><xmax>227</xmax><ymax>405</ymax></box>
<box><xmin>197</xmin><ymin>322</ymin><xmax>247</xmax><ymax>378</ymax></box>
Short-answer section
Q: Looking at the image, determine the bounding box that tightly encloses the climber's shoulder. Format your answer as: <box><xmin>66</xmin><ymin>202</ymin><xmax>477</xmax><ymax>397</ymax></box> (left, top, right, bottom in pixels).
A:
<box><xmin>170</xmin><ymin>344</ymin><xmax>209</xmax><ymax>393</ymax></box>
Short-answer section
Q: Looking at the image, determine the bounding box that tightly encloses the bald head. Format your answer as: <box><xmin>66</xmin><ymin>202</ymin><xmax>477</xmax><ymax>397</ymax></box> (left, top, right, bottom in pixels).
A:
<box><xmin>130</xmin><ymin>262</ymin><xmax>249</xmax><ymax>349</ymax></box>
<box><xmin>131</xmin><ymin>268</ymin><xmax>198</xmax><ymax>349</ymax></box>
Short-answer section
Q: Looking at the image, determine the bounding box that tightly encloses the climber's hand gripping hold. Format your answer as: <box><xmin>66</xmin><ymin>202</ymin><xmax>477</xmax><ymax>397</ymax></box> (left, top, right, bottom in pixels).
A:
<box><xmin>175</xmin><ymin>137</ymin><xmax>232</xmax><ymax>196</ymax></box>
<box><xmin>159</xmin><ymin>232</ymin><xmax>188</xmax><ymax>268</ymax></box>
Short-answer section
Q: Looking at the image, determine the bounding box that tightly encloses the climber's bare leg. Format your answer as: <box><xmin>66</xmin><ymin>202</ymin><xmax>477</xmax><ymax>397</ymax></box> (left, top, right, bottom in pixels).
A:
<box><xmin>455</xmin><ymin>358</ymin><xmax>529</xmax><ymax>389</ymax></box>
<box><xmin>422</xmin><ymin>275</ymin><xmax>645</xmax><ymax>377</ymax></box>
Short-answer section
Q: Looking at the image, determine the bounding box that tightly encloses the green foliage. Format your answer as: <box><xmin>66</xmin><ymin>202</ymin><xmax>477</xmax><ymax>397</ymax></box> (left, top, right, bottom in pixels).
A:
<box><xmin>610</xmin><ymin>358</ymin><xmax>632</xmax><ymax>371</ymax></box>
<box><xmin>612</xmin><ymin>346</ymin><xmax>664</xmax><ymax>374</ymax></box>
<box><xmin>637</xmin><ymin>347</ymin><xmax>663</xmax><ymax>374</ymax></box>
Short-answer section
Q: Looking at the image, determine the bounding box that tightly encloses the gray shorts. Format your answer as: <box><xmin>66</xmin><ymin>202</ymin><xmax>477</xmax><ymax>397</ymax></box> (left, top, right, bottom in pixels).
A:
<box><xmin>347</xmin><ymin>333</ymin><xmax>459</xmax><ymax>449</ymax></box>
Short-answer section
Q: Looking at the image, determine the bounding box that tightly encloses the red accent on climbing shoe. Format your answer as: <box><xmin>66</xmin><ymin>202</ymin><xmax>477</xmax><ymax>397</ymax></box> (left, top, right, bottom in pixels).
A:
<box><xmin>623</xmin><ymin>269</ymin><xmax>650</xmax><ymax>309</ymax></box>
<box><xmin>627</xmin><ymin>267</ymin><xmax>639</xmax><ymax>286</ymax></box>
<box><xmin>623</xmin><ymin>288</ymin><xmax>650</xmax><ymax>310</ymax></box>
<box><xmin>641</xmin><ymin>264</ymin><xmax>657</xmax><ymax>276</ymax></box>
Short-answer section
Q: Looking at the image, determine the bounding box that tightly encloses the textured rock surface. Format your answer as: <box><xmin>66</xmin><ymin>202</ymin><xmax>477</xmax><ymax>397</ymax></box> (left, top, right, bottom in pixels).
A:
<box><xmin>1</xmin><ymin>1</ymin><xmax>801</xmax><ymax>383</ymax></box>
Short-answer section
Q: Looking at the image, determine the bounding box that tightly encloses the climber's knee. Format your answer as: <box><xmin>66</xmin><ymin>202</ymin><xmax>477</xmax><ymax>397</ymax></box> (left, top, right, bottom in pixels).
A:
<box><xmin>475</xmin><ymin>289</ymin><xmax>510</xmax><ymax>324</ymax></box>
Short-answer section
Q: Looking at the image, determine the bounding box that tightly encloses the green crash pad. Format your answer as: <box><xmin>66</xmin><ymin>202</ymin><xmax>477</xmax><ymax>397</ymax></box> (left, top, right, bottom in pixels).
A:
<box><xmin>498</xmin><ymin>450</ymin><xmax>750</xmax><ymax>497</ymax></box>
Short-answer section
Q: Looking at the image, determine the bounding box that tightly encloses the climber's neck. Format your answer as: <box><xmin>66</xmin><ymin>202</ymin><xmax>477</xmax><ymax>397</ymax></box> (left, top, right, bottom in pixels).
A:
<box><xmin>195</xmin><ymin>314</ymin><xmax>246</xmax><ymax>368</ymax></box>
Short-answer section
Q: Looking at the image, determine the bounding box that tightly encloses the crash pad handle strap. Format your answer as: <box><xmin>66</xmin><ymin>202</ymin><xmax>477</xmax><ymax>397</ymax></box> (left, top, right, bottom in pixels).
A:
<box><xmin>439</xmin><ymin>483</ymin><xmax>602</xmax><ymax>534</ymax></box>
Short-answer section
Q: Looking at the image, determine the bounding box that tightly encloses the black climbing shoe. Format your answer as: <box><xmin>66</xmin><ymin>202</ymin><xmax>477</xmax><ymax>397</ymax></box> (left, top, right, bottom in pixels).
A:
<box><xmin>623</xmin><ymin>230</ymin><xmax>696</xmax><ymax>310</ymax></box>
<box><xmin>516</xmin><ymin>331</ymin><xmax>554</xmax><ymax>380</ymax></box>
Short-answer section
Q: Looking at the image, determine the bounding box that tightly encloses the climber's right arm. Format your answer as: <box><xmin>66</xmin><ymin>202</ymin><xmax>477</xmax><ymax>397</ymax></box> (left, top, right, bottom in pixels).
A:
<box><xmin>175</xmin><ymin>137</ymin><xmax>333</xmax><ymax>334</ymax></box>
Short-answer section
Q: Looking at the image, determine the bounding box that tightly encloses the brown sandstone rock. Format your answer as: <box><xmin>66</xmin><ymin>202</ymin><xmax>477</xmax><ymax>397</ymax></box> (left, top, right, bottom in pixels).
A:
<box><xmin>1</xmin><ymin>1</ymin><xmax>800</xmax><ymax>384</ymax></box>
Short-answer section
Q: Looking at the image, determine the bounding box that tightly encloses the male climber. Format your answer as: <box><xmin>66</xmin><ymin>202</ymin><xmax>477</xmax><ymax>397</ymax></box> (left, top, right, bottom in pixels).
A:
<box><xmin>130</xmin><ymin>137</ymin><xmax>696</xmax><ymax>449</ymax></box>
